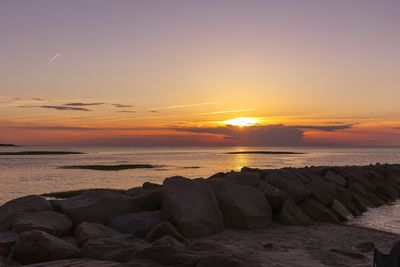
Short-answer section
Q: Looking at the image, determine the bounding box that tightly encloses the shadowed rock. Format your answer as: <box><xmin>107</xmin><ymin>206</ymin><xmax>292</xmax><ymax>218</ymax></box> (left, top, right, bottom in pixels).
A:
<box><xmin>0</xmin><ymin>230</ymin><xmax>17</xmax><ymax>257</ymax></box>
<box><xmin>13</xmin><ymin>230</ymin><xmax>81</xmax><ymax>264</ymax></box>
<box><xmin>331</xmin><ymin>199</ymin><xmax>353</xmax><ymax>221</ymax></box>
<box><xmin>264</xmin><ymin>172</ymin><xmax>311</xmax><ymax>203</ymax></box>
<box><xmin>161</xmin><ymin>177</ymin><xmax>223</xmax><ymax>238</ymax></box>
<box><xmin>75</xmin><ymin>222</ymin><xmax>120</xmax><ymax>245</ymax></box>
<box><xmin>324</xmin><ymin>171</ymin><xmax>346</xmax><ymax>187</ymax></box>
<box><xmin>276</xmin><ymin>200</ymin><xmax>313</xmax><ymax>226</ymax></box>
<box><xmin>213</xmin><ymin>181</ymin><xmax>272</xmax><ymax>229</ymax></box>
<box><xmin>146</xmin><ymin>221</ymin><xmax>184</xmax><ymax>242</ymax></box>
<box><xmin>13</xmin><ymin>211</ymin><xmax>72</xmax><ymax>237</ymax></box>
<box><xmin>223</xmin><ymin>171</ymin><xmax>261</xmax><ymax>187</ymax></box>
<box><xmin>257</xmin><ymin>180</ymin><xmax>288</xmax><ymax>213</ymax></box>
<box><xmin>0</xmin><ymin>195</ymin><xmax>52</xmax><ymax>229</ymax></box>
<box><xmin>300</xmin><ymin>198</ymin><xmax>340</xmax><ymax>223</ymax></box>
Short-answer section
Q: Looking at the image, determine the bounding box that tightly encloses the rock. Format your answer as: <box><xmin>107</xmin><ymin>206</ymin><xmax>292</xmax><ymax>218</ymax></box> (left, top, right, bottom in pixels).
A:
<box><xmin>264</xmin><ymin>172</ymin><xmax>311</xmax><ymax>203</ymax></box>
<box><xmin>299</xmin><ymin>198</ymin><xmax>340</xmax><ymax>223</ymax></box>
<box><xmin>146</xmin><ymin>221</ymin><xmax>184</xmax><ymax>242</ymax></box>
<box><xmin>142</xmin><ymin>182</ymin><xmax>161</xmax><ymax>190</ymax></box>
<box><xmin>83</xmin><ymin>234</ymin><xmax>146</xmax><ymax>263</ymax></box>
<box><xmin>152</xmin><ymin>235</ymin><xmax>184</xmax><ymax>248</ymax></box>
<box><xmin>75</xmin><ymin>222</ymin><xmax>120</xmax><ymax>245</ymax></box>
<box><xmin>276</xmin><ymin>201</ymin><xmax>313</xmax><ymax>226</ymax></box>
<box><xmin>12</xmin><ymin>211</ymin><xmax>72</xmax><ymax>237</ymax></box>
<box><xmin>0</xmin><ymin>230</ymin><xmax>17</xmax><ymax>256</ymax></box>
<box><xmin>223</xmin><ymin>171</ymin><xmax>261</xmax><ymax>187</ymax></box>
<box><xmin>0</xmin><ymin>195</ymin><xmax>52</xmax><ymax>229</ymax></box>
<box><xmin>107</xmin><ymin>211</ymin><xmax>163</xmax><ymax>237</ymax></box>
<box><xmin>53</xmin><ymin>191</ymin><xmax>139</xmax><ymax>224</ymax></box>
<box><xmin>161</xmin><ymin>177</ymin><xmax>223</xmax><ymax>238</ymax></box>
<box><xmin>131</xmin><ymin>246</ymin><xmax>199</xmax><ymax>266</ymax></box>
<box><xmin>390</xmin><ymin>240</ymin><xmax>400</xmax><ymax>257</ymax></box>
<box><xmin>257</xmin><ymin>180</ymin><xmax>288</xmax><ymax>213</ymax></box>
<box><xmin>214</xmin><ymin>181</ymin><xmax>272</xmax><ymax>229</ymax></box>
<box><xmin>329</xmin><ymin>248</ymin><xmax>365</xmax><ymax>259</ymax></box>
<box><xmin>324</xmin><ymin>171</ymin><xmax>346</xmax><ymax>187</ymax></box>
<box><xmin>350</xmin><ymin>192</ymin><xmax>368</xmax><ymax>212</ymax></box>
<box><xmin>306</xmin><ymin>180</ymin><xmax>335</xmax><ymax>206</ymax></box>
<box><xmin>13</xmin><ymin>230</ymin><xmax>81</xmax><ymax>264</ymax></box>
<box><xmin>356</xmin><ymin>241</ymin><xmax>374</xmax><ymax>252</ymax></box>
<box><xmin>330</xmin><ymin>200</ymin><xmax>353</xmax><ymax>221</ymax></box>
<box><xmin>23</xmin><ymin>258</ymin><xmax>124</xmax><ymax>266</ymax></box>
<box><xmin>195</xmin><ymin>254</ymin><xmax>262</xmax><ymax>267</ymax></box>
<box><xmin>335</xmin><ymin>187</ymin><xmax>361</xmax><ymax>216</ymax></box>
<box><xmin>125</xmin><ymin>189</ymin><xmax>161</xmax><ymax>211</ymax></box>
<box><xmin>0</xmin><ymin>256</ymin><xmax>19</xmax><ymax>267</ymax></box>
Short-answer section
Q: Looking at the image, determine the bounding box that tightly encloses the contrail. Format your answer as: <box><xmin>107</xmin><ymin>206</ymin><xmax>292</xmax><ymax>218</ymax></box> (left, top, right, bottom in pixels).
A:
<box><xmin>48</xmin><ymin>53</ymin><xmax>61</xmax><ymax>63</ymax></box>
<box><xmin>151</xmin><ymin>101</ymin><xmax>220</xmax><ymax>110</ymax></box>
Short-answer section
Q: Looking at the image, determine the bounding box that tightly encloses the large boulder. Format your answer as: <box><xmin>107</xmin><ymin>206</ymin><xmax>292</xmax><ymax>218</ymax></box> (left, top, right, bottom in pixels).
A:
<box><xmin>13</xmin><ymin>230</ymin><xmax>81</xmax><ymax>264</ymax></box>
<box><xmin>222</xmin><ymin>171</ymin><xmax>261</xmax><ymax>187</ymax></box>
<box><xmin>23</xmin><ymin>258</ymin><xmax>129</xmax><ymax>266</ymax></box>
<box><xmin>146</xmin><ymin>221</ymin><xmax>184</xmax><ymax>242</ymax></box>
<box><xmin>107</xmin><ymin>211</ymin><xmax>164</xmax><ymax>237</ymax></box>
<box><xmin>330</xmin><ymin>200</ymin><xmax>353</xmax><ymax>221</ymax></box>
<box><xmin>306</xmin><ymin>180</ymin><xmax>335</xmax><ymax>206</ymax></box>
<box><xmin>152</xmin><ymin>235</ymin><xmax>184</xmax><ymax>248</ymax></box>
<box><xmin>125</xmin><ymin>188</ymin><xmax>161</xmax><ymax>211</ymax></box>
<box><xmin>0</xmin><ymin>230</ymin><xmax>17</xmax><ymax>257</ymax></box>
<box><xmin>52</xmin><ymin>191</ymin><xmax>138</xmax><ymax>224</ymax></box>
<box><xmin>161</xmin><ymin>177</ymin><xmax>223</xmax><ymax>238</ymax></box>
<box><xmin>75</xmin><ymin>222</ymin><xmax>120</xmax><ymax>245</ymax></box>
<box><xmin>276</xmin><ymin>201</ymin><xmax>313</xmax><ymax>226</ymax></box>
<box><xmin>82</xmin><ymin>234</ymin><xmax>146</xmax><ymax>262</ymax></box>
<box><xmin>335</xmin><ymin>187</ymin><xmax>361</xmax><ymax>216</ymax></box>
<box><xmin>213</xmin><ymin>181</ymin><xmax>272</xmax><ymax>229</ymax></box>
<box><xmin>257</xmin><ymin>180</ymin><xmax>288</xmax><ymax>213</ymax></box>
<box><xmin>299</xmin><ymin>198</ymin><xmax>340</xmax><ymax>223</ymax></box>
<box><xmin>0</xmin><ymin>195</ymin><xmax>52</xmax><ymax>228</ymax></box>
<box><xmin>263</xmin><ymin>172</ymin><xmax>311</xmax><ymax>203</ymax></box>
<box><xmin>12</xmin><ymin>211</ymin><xmax>72</xmax><ymax>237</ymax></box>
<box><xmin>324</xmin><ymin>171</ymin><xmax>346</xmax><ymax>187</ymax></box>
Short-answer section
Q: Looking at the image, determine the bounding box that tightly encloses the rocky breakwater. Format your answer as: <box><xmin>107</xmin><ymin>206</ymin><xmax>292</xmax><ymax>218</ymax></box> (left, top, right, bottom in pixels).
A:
<box><xmin>1</xmin><ymin>164</ymin><xmax>400</xmax><ymax>266</ymax></box>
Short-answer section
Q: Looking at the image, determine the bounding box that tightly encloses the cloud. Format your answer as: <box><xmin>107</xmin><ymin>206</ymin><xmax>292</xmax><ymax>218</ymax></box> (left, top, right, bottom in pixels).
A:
<box><xmin>64</xmin><ymin>102</ymin><xmax>104</xmax><ymax>106</ymax></box>
<box><xmin>112</xmin><ymin>104</ymin><xmax>133</xmax><ymax>108</ymax></box>
<box><xmin>150</xmin><ymin>110</ymin><xmax>159</xmax><ymax>113</ymax></box>
<box><xmin>117</xmin><ymin>110</ymin><xmax>136</xmax><ymax>113</ymax></box>
<box><xmin>151</xmin><ymin>101</ymin><xmax>219</xmax><ymax>110</ymax></box>
<box><xmin>40</xmin><ymin>105</ymin><xmax>91</xmax><ymax>111</ymax></box>
<box><xmin>293</xmin><ymin>124</ymin><xmax>354</xmax><ymax>132</ymax></box>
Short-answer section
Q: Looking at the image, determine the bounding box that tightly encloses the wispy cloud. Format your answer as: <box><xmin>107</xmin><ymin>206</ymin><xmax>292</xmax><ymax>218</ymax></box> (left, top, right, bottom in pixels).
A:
<box><xmin>64</xmin><ymin>102</ymin><xmax>105</xmax><ymax>107</ymax></box>
<box><xmin>40</xmin><ymin>105</ymin><xmax>91</xmax><ymax>111</ymax></box>
<box><xmin>151</xmin><ymin>101</ymin><xmax>220</xmax><ymax>110</ymax></box>
<box><xmin>194</xmin><ymin>109</ymin><xmax>252</xmax><ymax>116</ymax></box>
<box><xmin>112</xmin><ymin>104</ymin><xmax>133</xmax><ymax>108</ymax></box>
<box><xmin>117</xmin><ymin>110</ymin><xmax>136</xmax><ymax>113</ymax></box>
<box><xmin>293</xmin><ymin>124</ymin><xmax>354</xmax><ymax>132</ymax></box>
<box><xmin>48</xmin><ymin>53</ymin><xmax>61</xmax><ymax>63</ymax></box>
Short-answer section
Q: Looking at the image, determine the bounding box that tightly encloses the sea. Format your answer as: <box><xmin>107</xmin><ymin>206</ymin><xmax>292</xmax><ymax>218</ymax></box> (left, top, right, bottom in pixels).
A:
<box><xmin>1</xmin><ymin>146</ymin><xmax>400</xmax><ymax>233</ymax></box>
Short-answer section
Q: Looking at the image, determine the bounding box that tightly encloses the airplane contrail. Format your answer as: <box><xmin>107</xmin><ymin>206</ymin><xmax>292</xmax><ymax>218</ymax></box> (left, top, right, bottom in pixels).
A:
<box><xmin>151</xmin><ymin>101</ymin><xmax>220</xmax><ymax>110</ymax></box>
<box><xmin>48</xmin><ymin>53</ymin><xmax>61</xmax><ymax>63</ymax></box>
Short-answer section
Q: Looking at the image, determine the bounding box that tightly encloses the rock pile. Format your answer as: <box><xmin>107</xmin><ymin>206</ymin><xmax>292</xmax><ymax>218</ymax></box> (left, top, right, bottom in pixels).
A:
<box><xmin>1</xmin><ymin>163</ymin><xmax>400</xmax><ymax>266</ymax></box>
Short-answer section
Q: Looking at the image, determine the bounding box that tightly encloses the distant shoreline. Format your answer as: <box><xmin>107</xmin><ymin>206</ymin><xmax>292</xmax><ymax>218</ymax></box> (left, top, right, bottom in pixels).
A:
<box><xmin>0</xmin><ymin>144</ymin><xmax>16</xmax><ymax>147</ymax></box>
<box><xmin>226</xmin><ymin>151</ymin><xmax>304</xmax><ymax>155</ymax></box>
<box><xmin>0</xmin><ymin>151</ymin><xmax>84</xmax><ymax>155</ymax></box>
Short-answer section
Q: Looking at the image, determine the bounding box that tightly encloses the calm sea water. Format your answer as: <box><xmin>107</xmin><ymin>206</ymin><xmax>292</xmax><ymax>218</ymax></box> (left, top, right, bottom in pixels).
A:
<box><xmin>1</xmin><ymin>146</ymin><xmax>399</xmax><ymax>204</ymax></box>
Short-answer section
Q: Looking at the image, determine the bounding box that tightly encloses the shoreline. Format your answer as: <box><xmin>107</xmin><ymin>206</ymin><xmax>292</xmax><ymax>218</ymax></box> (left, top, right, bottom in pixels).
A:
<box><xmin>1</xmin><ymin>163</ymin><xmax>400</xmax><ymax>266</ymax></box>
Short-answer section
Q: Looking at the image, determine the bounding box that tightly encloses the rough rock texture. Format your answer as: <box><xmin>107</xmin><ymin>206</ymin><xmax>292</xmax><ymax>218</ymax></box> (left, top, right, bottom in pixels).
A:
<box><xmin>12</xmin><ymin>211</ymin><xmax>72</xmax><ymax>237</ymax></box>
<box><xmin>324</xmin><ymin>171</ymin><xmax>346</xmax><ymax>187</ymax></box>
<box><xmin>52</xmin><ymin>190</ymin><xmax>139</xmax><ymax>224</ymax></box>
<box><xmin>331</xmin><ymin>199</ymin><xmax>353</xmax><ymax>221</ymax></box>
<box><xmin>161</xmin><ymin>176</ymin><xmax>224</xmax><ymax>238</ymax></box>
<box><xmin>264</xmin><ymin>172</ymin><xmax>311</xmax><ymax>203</ymax></box>
<box><xmin>146</xmin><ymin>221</ymin><xmax>184</xmax><ymax>242</ymax></box>
<box><xmin>306</xmin><ymin>180</ymin><xmax>335</xmax><ymax>206</ymax></box>
<box><xmin>257</xmin><ymin>180</ymin><xmax>288</xmax><ymax>213</ymax></box>
<box><xmin>75</xmin><ymin>222</ymin><xmax>120</xmax><ymax>245</ymax></box>
<box><xmin>300</xmin><ymin>198</ymin><xmax>340</xmax><ymax>224</ymax></box>
<box><xmin>107</xmin><ymin>211</ymin><xmax>163</xmax><ymax>237</ymax></box>
<box><xmin>0</xmin><ymin>195</ymin><xmax>52</xmax><ymax>228</ymax></box>
<box><xmin>222</xmin><ymin>171</ymin><xmax>261</xmax><ymax>187</ymax></box>
<box><xmin>152</xmin><ymin>235</ymin><xmax>184</xmax><ymax>248</ymax></box>
<box><xmin>214</xmin><ymin>181</ymin><xmax>272</xmax><ymax>229</ymax></box>
<box><xmin>0</xmin><ymin>230</ymin><xmax>17</xmax><ymax>256</ymax></box>
<box><xmin>82</xmin><ymin>234</ymin><xmax>146</xmax><ymax>262</ymax></box>
<box><xmin>13</xmin><ymin>230</ymin><xmax>81</xmax><ymax>264</ymax></box>
<box><xmin>276</xmin><ymin>201</ymin><xmax>313</xmax><ymax>226</ymax></box>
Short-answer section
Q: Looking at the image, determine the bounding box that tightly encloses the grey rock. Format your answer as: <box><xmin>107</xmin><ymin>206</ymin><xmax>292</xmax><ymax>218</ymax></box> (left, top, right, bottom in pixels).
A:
<box><xmin>0</xmin><ymin>230</ymin><xmax>17</xmax><ymax>257</ymax></box>
<box><xmin>146</xmin><ymin>221</ymin><xmax>184</xmax><ymax>242</ymax></box>
<box><xmin>257</xmin><ymin>180</ymin><xmax>288</xmax><ymax>213</ymax></box>
<box><xmin>23</xmin><ymin>258</ymin><xmax>123</xmax><ymax>266</ymax></box>
<box><xmin>276</xmin><ymin>201</ymin><xmax>313</xmax><ymax>226</ymax></box>
<box><xmin>12</xmin><ymin>211</ymin><xmax>72</xmax><ymax>237</ymax></box>
<box><xmin>13</xmin><ymin>230</ymin><xmax>81</xmax><ymax>264</ymax></box>
<box><xmin>161</xmin><ymin>177</ymin><xmax>223</xmax><ymax>238</ymax></box>
<box><xmin>324</xmin><ymin>171</ymin><xmax>346</xmax><ymax>187</ymax></box>
<box><xmin>306</xmin><ymin>180</ymin><xmax>335</xmax><ymax>206</ymax></box>
<box><xmin>223</xmin><ymin>171</ymin><xmax>261</xmax><ymax>187</ymax></box>
<box><xmin>75</xmin><ymin>222</ymin><xmax>120</xmax><ymax>245</ymax></box>
<box><xmin>299</xmin><ymin>198</ymin><xmax>340</xmax><ymax>223</ymax></box>
<box><xmin>214</xmin><ymin>181</ymin><xmax>272</xmax><ymax>229</ymax></box>
<box><xmin>264</xmin><ymin>172</ymin><xmax>311</xmax><ymax>203</ymax></box>
<box><xmin>330</xmin><ymin>199</ymin><xmax>353</xmax><ymax>221</ymax></box>
<box><xmin>152</xmin><ymin>235</ymin><xmax>184</xmax><ymax>248</ymax></box>
<box><xmin>107</xmin><ymin>211</ymin><xmax>163</xmax><ymax>237</ymax></box>
<box><xmin>335</xmin><ymin>187</ymin><xmax>361</xmax><ymax>216</ymax></box>
<box><xmin>0</xmin><ymin>195</ymin><xmax>52</xmax><ymax>229</ymax></box>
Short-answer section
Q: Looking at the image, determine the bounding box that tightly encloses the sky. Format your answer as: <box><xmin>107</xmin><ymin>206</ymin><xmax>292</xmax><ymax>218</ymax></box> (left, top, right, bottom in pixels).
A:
<box><xmin>0</xmin><ymin>0</ymin><xmax>400</xmax><ymax>146</ymax></box>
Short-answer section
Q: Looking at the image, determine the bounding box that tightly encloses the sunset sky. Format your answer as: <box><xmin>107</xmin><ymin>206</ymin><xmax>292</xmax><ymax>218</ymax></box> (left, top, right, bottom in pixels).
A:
<box><xmin>1</xmin><ymin>1</ymin><xmax>400</xmax><ymax>146</ymax></box>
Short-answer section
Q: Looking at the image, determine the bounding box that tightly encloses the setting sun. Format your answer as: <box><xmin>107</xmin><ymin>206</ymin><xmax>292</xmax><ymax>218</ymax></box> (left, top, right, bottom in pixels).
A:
<box><xmin>223</xmin><ymin>117</ymin><xmax>260</xmax><ymax>127</ymax></box>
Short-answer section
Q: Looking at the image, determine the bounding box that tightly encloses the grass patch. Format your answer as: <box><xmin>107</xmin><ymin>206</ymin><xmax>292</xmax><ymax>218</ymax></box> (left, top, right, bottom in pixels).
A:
<box><xmin>226</xmin><ymin>151</ymin><xmax>304</xmax><ymax>155</ymax></box>
<box><xmin>60</xmin><ymin>164</ymin><xmax>157</xmax><ymax>171</ymax></box>
<box><xmin>0</xmin><ymin>151</ymin><xmax>84</xmax><ymax>155</ymax></box>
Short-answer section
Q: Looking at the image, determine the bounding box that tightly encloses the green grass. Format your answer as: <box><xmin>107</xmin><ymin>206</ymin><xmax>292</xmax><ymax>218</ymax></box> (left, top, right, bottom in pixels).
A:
<box><xmin>59</xmin><ymin>164</ymin><xmax>157</xmax><ymax>171</ymax></box>
<box><xmin>0</xmin><ymin>151</ymin><xmax>84</xmax><ymax>155</ymax></box>
<box><xmin>226</xmin><ymin>151</ymin><xmax>304</xmax><ymax>155</ymax></box>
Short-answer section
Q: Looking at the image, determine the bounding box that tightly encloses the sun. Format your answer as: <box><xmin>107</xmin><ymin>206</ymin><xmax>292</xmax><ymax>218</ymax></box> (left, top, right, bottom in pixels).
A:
<box><xmin>223</xmin><ymin>117</ymin><xmax>260</xmax><ymax>127</ymax></box>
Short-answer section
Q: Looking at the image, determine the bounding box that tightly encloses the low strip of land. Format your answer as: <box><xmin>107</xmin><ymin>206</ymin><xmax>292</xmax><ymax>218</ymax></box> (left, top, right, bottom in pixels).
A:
<box><xmin>0</xmin><ymin>151</ymin><xmax>84</xmax><ymax>155</ymax></box>
<box><xmin>227</xmin><ymin>151</ymin><xmax>304</xmax><ymax>155</ymax></box>
<box><xmin>59</xmin><ymin>164</ymin><xmax>157</xmax><ymax>170</ymax></box>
